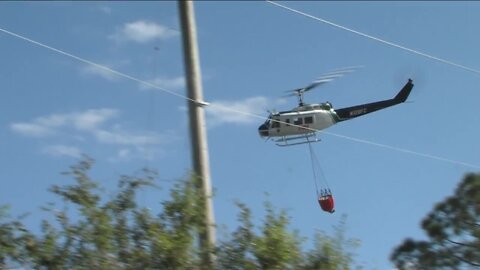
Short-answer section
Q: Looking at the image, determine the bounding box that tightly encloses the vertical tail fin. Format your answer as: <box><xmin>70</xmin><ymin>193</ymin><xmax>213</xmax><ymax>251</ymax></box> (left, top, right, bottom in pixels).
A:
<box><xmin>394</xmin><ymin>79</ymin><xmax>414</xmax><ymax>102</ymax></box>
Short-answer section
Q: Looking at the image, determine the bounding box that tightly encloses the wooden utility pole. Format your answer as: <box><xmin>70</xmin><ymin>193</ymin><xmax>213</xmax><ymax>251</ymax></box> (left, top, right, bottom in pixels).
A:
<box><xmin>178</xmin><ymin>1</ymin><xmax>216</xmax><ymax>268</ymax></box>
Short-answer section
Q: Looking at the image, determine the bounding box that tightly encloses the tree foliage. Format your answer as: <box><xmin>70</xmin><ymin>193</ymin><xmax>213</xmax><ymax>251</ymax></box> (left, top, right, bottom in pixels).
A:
<box><xmin>216</xmin><ymin>202</ymin><xmax>361</xmax><ymax>270</ymax></box>
<box><xmin>0</xmin><ymin>157</ymin><xmax>361</xmax><ymax>269</ymax></box>
<box><xmin>216</xmin><ymin>201</ymin><xmax>303</xmax><ymax>270</ymax></box>
<box><xmin>302</xmin><ymin>217</ymin><xmax>361</xmax><ymax>270</ymax></box>
<box><xmin>391</xmin><ymin>173</ymin><xmax>480</xmax><ymax>269</ymax></box>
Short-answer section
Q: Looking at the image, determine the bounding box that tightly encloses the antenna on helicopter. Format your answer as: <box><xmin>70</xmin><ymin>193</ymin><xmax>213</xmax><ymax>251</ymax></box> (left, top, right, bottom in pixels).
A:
<box><xmin>284</xmin><ymin>66</ymin><xmax>362</xmax><ymax>106</ymax></box>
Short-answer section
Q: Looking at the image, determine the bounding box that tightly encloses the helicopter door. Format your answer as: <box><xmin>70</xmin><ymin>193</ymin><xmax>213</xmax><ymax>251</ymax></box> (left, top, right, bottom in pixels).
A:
<box><xmin>271</xmin><ymin>117</ymin><xmax>281</xmax><ymax>135</ymax></box>
<box><xmin>271</xmin><ymin>118</ymin><xmax>280</xmax><ymax>128</ymax></box>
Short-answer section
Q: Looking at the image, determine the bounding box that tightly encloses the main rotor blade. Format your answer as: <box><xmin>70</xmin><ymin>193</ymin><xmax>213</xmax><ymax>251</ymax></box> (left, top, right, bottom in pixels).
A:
<box><xmin>305</xmin><ymin>66</ymin><xmax>363</xmax><ymax>91</ymax></box>
<box><xmin>324</xmin><ymin>65</ymin><xmax>363</xmax><ymax>76</ymax></box>
<box><xmin>283</xmin><ymin>65</ymin><xmax>363</xmax><ymax>95</ymax></box>
<box><xmin>282</xmin><ymin>91</ymin><xmax>300</xmax><ymax>98</ymax></box>
<box><xmin>283</xmin><ymin>87</ymin><xmax>306</xmax><ymax>95</ymax></box>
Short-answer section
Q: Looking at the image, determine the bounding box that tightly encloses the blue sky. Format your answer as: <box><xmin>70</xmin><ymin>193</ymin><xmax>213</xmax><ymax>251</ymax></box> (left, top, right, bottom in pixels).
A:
<box><xmin>1</xmin><ymin>1</ymin><xmax>480</xmax><ymax>269</ymax></box>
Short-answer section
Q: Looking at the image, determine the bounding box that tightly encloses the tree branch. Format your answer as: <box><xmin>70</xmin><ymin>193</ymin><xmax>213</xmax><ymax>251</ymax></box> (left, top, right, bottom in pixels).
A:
<box><xmin>446</xmin><ymin>238</ymin><xmax>477</xmax><ymax>248</ymax></box>
<box><xmin>462</xmin><ymin>220</ymin><xmax>480</xmax><ymax>227</ymax></box>
<box><xmin>451</xmin><ymin>253</ymin><xmax>480</xmax><ymax>268</ymax></box>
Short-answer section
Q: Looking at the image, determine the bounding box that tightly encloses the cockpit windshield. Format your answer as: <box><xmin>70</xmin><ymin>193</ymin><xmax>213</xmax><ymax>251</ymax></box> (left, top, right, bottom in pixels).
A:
<box><xmin>264</xmin><ymin>118</ymin><xmax>271</xmax><ymax>127</ymax></box>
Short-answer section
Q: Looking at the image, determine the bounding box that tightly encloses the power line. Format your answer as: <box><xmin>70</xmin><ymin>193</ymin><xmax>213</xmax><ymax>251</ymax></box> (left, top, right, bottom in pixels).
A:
<box><xmin>1</xmin><ymin>26</ymin><xmax>479</xmax><ymax>170</ymax></box>
<box><xmin>266</xmin><ymin>1</ymin><xmax>480</xmax><ymax>76</ymax></box>
<box><xmin>320</xmin><ymin>131</ymin><xmax>480</xmax><ymax>169</ymax></box>
<box><xmin>204</xmin><ymin>106</ymin><xmax>480</xmax><ymax>170</ymax></box>
<box><xmin>0</xmin><ymin>27</ymin><xmax>199</xmax><ymax>105</ymax></box>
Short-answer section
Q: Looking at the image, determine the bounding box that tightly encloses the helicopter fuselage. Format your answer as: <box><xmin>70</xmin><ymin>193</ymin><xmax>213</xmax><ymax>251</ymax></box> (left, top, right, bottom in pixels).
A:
<box><xmin>258</xmin><ymin>79</ymin><xmax>414</xmax><ymax>145</ymax></box>
<box><xmin>258</xmin><ymin>103</ymin><xmax>337</xmax><ymax>138</ymax></box>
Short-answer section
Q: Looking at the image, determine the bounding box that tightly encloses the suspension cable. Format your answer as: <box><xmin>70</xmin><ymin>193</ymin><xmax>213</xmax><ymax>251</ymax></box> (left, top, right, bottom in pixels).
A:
<box><xmin>307</xmin><ymin>136</ymin><xmax>322</xmax><ymax>197</ymax></box>
<box><xmin>308</xmin><ymin>139</ymin><xmax>330</xmax><ymax>189</ymax></box>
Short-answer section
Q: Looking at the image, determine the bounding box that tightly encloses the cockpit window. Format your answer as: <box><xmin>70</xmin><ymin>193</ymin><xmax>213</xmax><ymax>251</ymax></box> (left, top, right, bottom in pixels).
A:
<box><xmin>264</xmin><ymin>119</ymin><xmax>271</xmax><ymax>127</ymax></box>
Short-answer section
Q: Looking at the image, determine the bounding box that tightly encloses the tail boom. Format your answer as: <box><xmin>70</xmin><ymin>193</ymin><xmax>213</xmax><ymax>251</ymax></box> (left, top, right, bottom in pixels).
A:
<box><xmin>333</xmin><ymin>79</ymin><xmax>413</xmax><ymax>121</ymax></box>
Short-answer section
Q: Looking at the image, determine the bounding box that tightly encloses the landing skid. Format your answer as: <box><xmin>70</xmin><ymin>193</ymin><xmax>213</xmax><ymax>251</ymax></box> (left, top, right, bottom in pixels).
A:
<box><xmin>275</xmin><ymin>133</ymin><xmax>320</xmax><ymax>147</ymax></box>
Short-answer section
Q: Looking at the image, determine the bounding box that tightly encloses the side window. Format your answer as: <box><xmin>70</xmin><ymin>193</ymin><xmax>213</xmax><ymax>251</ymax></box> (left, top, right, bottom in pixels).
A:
<box><xmin>285</xmin><ymin>119</ymin><xmax>290</xmax><ymax>126</ymax></box>
<box><xmin>293</xmin><ymin>118</ymin><xmax>303</xmax><ymax>125</ymax></box>
<box><xmin>305</xmin><ymin>116</ymin><xmax>313</xmax><ymax>124</ymax></box>
<box><xmin>272</xmin><ymin>118</ymin><xmax>280</xmax><ymax>128</ymax></box>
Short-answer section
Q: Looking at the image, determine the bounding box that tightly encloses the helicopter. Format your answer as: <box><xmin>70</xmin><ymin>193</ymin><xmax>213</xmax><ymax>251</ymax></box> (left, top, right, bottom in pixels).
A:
<box><xmin>258</xmin><ymin>71</ymin><xmax>414</xmax><ymax>146</ymax></box>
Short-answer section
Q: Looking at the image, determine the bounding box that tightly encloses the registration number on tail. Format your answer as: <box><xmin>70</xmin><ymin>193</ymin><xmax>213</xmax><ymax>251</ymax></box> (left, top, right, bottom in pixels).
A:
<box><xmin>349</xmin><ymin>108</ymin><xmax>367</xmax><ymax>116</ymax></box>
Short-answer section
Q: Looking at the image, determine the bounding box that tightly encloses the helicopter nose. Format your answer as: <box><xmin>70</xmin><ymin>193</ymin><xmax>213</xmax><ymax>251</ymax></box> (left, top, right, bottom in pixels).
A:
<box><xmin>258</xmin><ymin>123</ymin><xmax>269</xmax><ymax>137</ymax></box>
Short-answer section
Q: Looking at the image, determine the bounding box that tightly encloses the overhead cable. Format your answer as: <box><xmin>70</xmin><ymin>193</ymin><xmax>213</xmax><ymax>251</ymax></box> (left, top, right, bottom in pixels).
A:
<box><xmin>266</xmin><ymin>1</ymin><xmax>480</xmax><ymax>76</ymax></box>
<box><xmin>1</xmin><ymin>26</ymin><xmax>479</xmax><ymax>169</ymax></box>
<box><xmin>0</xmin><ymin>27</ymin><xmax>197</xmax><ymax>104</ymax></box>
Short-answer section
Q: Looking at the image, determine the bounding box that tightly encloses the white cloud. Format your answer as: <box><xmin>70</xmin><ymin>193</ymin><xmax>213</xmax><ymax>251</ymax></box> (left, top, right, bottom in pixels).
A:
<box><xmin>82</xmin><ymin>65</ymin><xmax>120</xmax><ymax>82</ymax></box>
<box><xmin>42</xmin><ymin>145</ymin><xmax>82</xmax><ymax>158</ymax></box>
<box><xmin>110</xmin><ymin>20</ymin><xmax>178</xmax><ymax>44</ymax></box>
<box><xmin>11</xmin><ymin>113</ymin><xmax>70</xmax><ymax>137</ymax></box>
<box><xmin>10</xmin><ymin>114</ymin><xmax>71</xmax><ymax>137</ymax></box>
<box><xmin>72</xmin><ymin>109</ymin><xmax>119</xmax><ymax>131</ymax></box>
<box><xmin>94</xmin><ymin>129</ymin><xmax>164</xmax><ymax>146</ymax></box>
<box><xmin>10</xmin><ymin>108</ymin><xmax>173</xmax><ymax>161</ymax></box>
<box><xmin>108</xmin><ymin>146</ymin><xmax>161</xmax><ymax>162</ymax></box>
<box><xmin>117</xmin><ymin>148</ymin><xmax>131</xmax><ymax>159</ymax></box>
<box><xmin>98</xmin><ymin>6</ymin><xmax>112</xmax><ymax>15</ymax></box>
<box><xmin>36</xmin><ymin>114</ymin><xmax>69</xmax><ymax>128</ymax></box>
<box><xmin>205</xmin><ymin>97</ymin><xmax>286</xmax><ymax>127</ymax></box>
<box><xmin>11</xmin><ymin>109</ymin><xmax>119</xmax><ymax>137</ymax></box>
<box><xmin>80</xmin><ymin>59</ymin><xmax>131</xmax><ymax>82</ymax></box>
<box><xmin>140</xmin><ymin>76</ymin><xmax>185</xmax><ymax>91</ymax></box>
<box><xmin>10</xmin><ymin>123</ymin><xmax>55</xmax><ymax>137</ymax></box>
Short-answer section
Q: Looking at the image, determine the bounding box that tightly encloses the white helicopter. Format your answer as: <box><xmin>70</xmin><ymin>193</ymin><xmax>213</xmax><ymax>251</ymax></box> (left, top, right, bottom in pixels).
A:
<box><xmin>258</xmin><ymin>69</ymin><xmax>414</xmax><ymax>146</ymax></box>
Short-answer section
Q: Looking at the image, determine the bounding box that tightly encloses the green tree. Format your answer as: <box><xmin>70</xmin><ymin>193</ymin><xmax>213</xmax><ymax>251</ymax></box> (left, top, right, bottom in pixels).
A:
<box><xmin>1</xmin><ymin>157</ymin><xmax>206</xmax><ymax>269</ymax></box>
<box><xmin>303</xmin><ymin>216</ymin><xmax>361</xmax><ymax>270</ymax></box>
<box><xmin>0</xmin><ymin>205</ymin><xmax>24</xmax><ymax>269</ymax></box>
<box><xmin>217</xmin><ymin>202</ymin><xmax>361</xmax><ymax>270</ymax></box>
<box><xmin>391</xmin><ymin>173</ymin><xmax>480</xmax><ymax>269</ymax></box>
<box><xmin>1</xmin><ymin>157</ymin><xmax>361</xmax><ymax>269</ymax></box>
<box><xmin>216</xmin><ymin>202</ymin><xmax>257</xmax><ymax>270</ymax></box>
<box><xmin>216</xmin><ymin>200</ymin><xmax>303</xmax><ymax>270</ymax></box>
